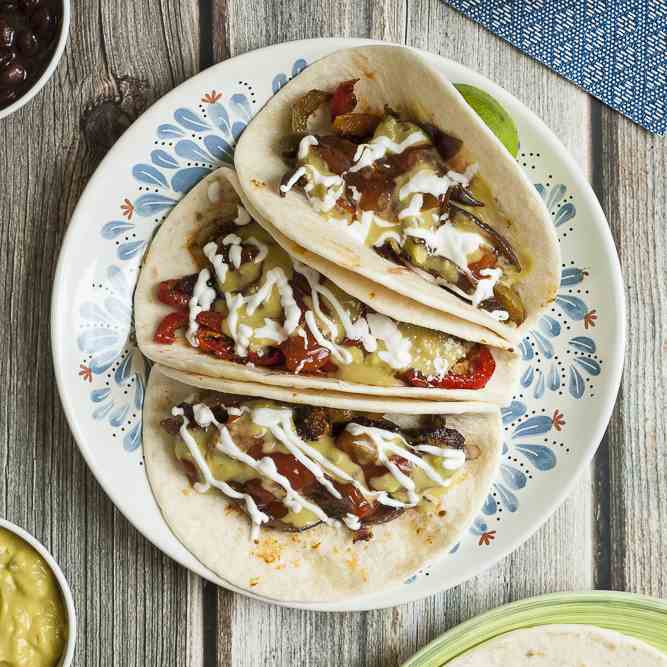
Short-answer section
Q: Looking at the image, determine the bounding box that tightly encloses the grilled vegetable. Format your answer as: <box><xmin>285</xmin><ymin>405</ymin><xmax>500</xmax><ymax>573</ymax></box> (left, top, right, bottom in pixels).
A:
<box><xmin>292</xmin><ymin>89</ymin><xmax>332</xmax><ymax>134</ymax></box>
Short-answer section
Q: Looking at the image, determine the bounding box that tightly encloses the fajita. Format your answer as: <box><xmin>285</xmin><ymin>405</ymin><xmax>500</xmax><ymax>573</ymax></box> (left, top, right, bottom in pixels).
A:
<box><xmin>234</xmin><ymin>45</ymin><xmax>561</xmax><ymax>343</ymax></box>
<box><xmin>143</xmin><ymin>365</ymin><xmax>502</xmax><ymax>602</ymax></box>
<box><xmin>134</xmin><ymin>167</ymin><xmax>519</xmax><ymax>403</ymax></box>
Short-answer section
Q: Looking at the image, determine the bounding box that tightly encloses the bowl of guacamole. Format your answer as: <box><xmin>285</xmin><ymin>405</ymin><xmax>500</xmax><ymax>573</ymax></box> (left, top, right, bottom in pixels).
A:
<box><xmin>0</xmin><ymin>519</ymin><xmax>76</xmax><ymax>667</ymax></box>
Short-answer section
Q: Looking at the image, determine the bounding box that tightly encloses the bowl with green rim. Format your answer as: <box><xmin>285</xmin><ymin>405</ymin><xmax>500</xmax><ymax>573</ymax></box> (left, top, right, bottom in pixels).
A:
<box><xmin>402</xmin><ymin>591</ymin><xmax>667</xmax><ymax>666</ymax></box>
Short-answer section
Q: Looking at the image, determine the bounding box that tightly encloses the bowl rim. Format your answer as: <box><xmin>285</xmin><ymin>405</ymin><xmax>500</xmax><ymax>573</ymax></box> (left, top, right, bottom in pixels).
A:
<box><xmin>0</xmin><ymin>0</ymin><xmax>71</xmax><ymax>120</ymax></box>
<box><xmin>0</xmin><ymin>517</ymin><xmax>77</xmax><ymax>666</ymax></box>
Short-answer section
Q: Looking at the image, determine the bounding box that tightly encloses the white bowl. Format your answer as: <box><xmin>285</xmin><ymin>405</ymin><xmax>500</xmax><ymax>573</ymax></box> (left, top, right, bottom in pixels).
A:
<box><xmin>0</xmin><ymin>518</ymin><xmax>76</xmax><ymax>666</ymax></box>
<box><xmin>0</xmin><ymin>0</ymin><xmax>71</xmax><ymax>120</ymax></box>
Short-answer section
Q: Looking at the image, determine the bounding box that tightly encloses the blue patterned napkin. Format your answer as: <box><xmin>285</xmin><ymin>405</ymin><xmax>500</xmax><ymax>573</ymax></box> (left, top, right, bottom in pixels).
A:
<box><xmin>443</xmin><ymin>0</ymin><xmax>667</xmax><ymax>135</ymax></box>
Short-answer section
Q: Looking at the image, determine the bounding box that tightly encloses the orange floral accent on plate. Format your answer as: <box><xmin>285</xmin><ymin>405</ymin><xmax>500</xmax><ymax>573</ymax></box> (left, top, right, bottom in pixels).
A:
<box><xmin>552</xmin><ymin>409</ymin><xmax>566</xmax><ymax>431</ymax></box>
<box><xmin>584</xmin><ymin>309</ymin><xmax>598</xmax><ymax>329</ymax></box>
<box><xmin>202</xmin><ymin>90</ymin><xmax>223</xmax><ymax>104</ymax></box>
<box><xmin>79</xmin><ymin>365</ymin><xmax>93</xmax><ymax>383</ymax></box>
<box><xmin>121</xmin><ymin>198</ymin><xmax>134</xmax><ymax>220</ymax></box>
<box><xmin>478</xmin><ymin>530</ymin><xmax>496</xmax><ymax>546</ymax></box>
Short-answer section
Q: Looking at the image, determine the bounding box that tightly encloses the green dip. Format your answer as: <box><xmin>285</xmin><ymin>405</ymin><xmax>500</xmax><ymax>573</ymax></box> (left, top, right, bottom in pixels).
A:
<box><xmin>0</xmin><ymin>528</ymin><xmax>68</xmax><ymax>667</ymax></box>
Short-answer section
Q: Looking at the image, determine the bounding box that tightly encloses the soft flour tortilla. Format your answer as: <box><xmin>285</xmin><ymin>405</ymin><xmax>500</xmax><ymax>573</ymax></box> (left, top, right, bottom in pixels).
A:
<box><xmin>143</xmin><ymin>365</ymin><xmax>502</xmax><ymax>603</ymax></box>
<box><xmin>135</xmin><ymin>167</ymin><xmax>519</xmax><ymax>404</ymax></box>
<box><xmin>446</xmin><ymin>624</ymin><xmax>667</xmax><ymax>666</ymax></box>
<box><xmin>234</xmin><ymin>45</ymin><xmax>561</xmax><ymax>344</ymax></box>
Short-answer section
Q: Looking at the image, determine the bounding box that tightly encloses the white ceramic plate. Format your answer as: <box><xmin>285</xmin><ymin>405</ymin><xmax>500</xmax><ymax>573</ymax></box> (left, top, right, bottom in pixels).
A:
<box><xmin>51</xmin><ymin>38</ymin><xmax>624</xmax><ymax>611</ymax></box>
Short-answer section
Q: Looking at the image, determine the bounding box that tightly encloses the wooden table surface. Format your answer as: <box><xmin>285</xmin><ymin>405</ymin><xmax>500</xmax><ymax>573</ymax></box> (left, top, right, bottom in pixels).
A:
<box><xmin>1</xmin><ymin>1</ymin><xmax>665</xmax><ymax>665</ymax></box>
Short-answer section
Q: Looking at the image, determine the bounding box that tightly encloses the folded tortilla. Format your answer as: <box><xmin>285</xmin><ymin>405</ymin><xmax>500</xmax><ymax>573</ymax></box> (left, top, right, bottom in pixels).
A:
<box><xmin>234</xmin><ymin>45</ymin><xmax>561</xmax><ymax>344</ymax></box>
<box><xmin>143</xmin><ymin>365</ymin><xmax>502</xmax><ymax>602</ymax></box>
<box><xmin>135</xmin><ymin>167</ymin><xmax>519</xmax><ymax>403</ymax></box>
<box><xmin>446</xmin><ymin>624</ymin><xmax>667</xmax><ymax>666</ymax></box>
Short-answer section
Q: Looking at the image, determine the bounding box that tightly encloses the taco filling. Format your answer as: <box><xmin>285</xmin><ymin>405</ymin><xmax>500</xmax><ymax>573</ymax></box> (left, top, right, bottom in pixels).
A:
<box><xmin>153</xmin><ymin>205</ymin><xmax>497</xmax><ymax>390</ymax></box>
<box><xmin>161</xmin><ymin>396</ymin><xmax>476</xmax><ymax>541</ymax></box>
<box><xmin>279</xmin><ymin>80</ymin><xmax>526</xmax><ymax>325</ymax></box>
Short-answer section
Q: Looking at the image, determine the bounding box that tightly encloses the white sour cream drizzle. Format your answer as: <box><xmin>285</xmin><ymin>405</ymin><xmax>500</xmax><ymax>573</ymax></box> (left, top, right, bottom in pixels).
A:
<box><xmin>348</xmin><ymin>131</ymin><xmax>427</xmax><ymax>173</ymax></box>
<box><xmin>203</xmin><ymin>242</ymin><xmax>229</xmax><ymax>287</ymax></box>
<box><xmin>399</xmin><ymin>171</ymin><xmax>454</xmax><ymax>201</ymax></box>
<box><xmin>344</xmin><ymin>424</ymin><xmax>453</xmax><ymax>507</ymax></box>
<box><xmin>294</xmin><ymin>260</ymin><xmax>377</xmax><ymax>353</ymax></box>
<box><xmin>175</xmin><ymin>404</ymin><xmax>466</xmax><ymax>538</ymax></box>
<box><xmin>412</xmin><ymin>444</ymin><xmax>467</xmax><ymax>471</ymax></box>
<box><xmin>185</xmin><ymin>269</ymin><xmax>216</xmax><ymax>347</ymax></box>
<box><xmin>405</xmin><ymin>223</ymin><xmax>487</xmax><ymax>273</ymax></box>
<box><xmin>202</xmin><ymin>232</ymin><xmax>268</xmax><ymax>288</ymax></box>
<box><xmin>470</xmin><ymin>269</ymin><xmax>510</xmax><ymax>321</ymax></box>
<box><xmin>298</xmin><ymin>135</ymin><xmax>319</xmax><ymax>160</ymax></box>
<box><xmin>398</xmin><ymin>193</ymin><xmax>424</xmax><ymax>220</ymax></box>
<box><xmin>304</xmin><ymin>311</ymin><xmax>353</xmax><ymax>364</ymax></box>
<box><xmin>223</xmin><ymin>267</ymin><xmax>300</xmax><ymax>356</ymax></box>
<box><xmin>280</xmin><ymin>159</ymin><xmax>345</xmax><ymax>214</ymax></box>
<box><xmin>367</xmin><ymin>314</ymin><xmax>412</xmax><ymax>369</ymax></box>
<box><xmin>172</xmin><ymin>406</ymin><xmax>268</xmax><ymax>540</ymax></box>
<box><xmin>471</xmin><ymin>268</ymin><xmax>502</xmax><ymax>307</ymax></box>
<box><xmin>234</xmin><ymin>205</ymin><xmax>251</xmax><ymax>226</ymax></box>
<box><xmin>186</xmin><ymin>250</ymin><xmax>424</xmax><ymax>371</ymax></box>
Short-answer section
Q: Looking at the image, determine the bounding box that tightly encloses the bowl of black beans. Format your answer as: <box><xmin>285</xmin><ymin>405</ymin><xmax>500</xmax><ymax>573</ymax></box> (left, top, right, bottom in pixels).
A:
<box><xmin>0</xmin><ymin>0</ymin><xmax>69</xmax><ymax>118</ymax></box>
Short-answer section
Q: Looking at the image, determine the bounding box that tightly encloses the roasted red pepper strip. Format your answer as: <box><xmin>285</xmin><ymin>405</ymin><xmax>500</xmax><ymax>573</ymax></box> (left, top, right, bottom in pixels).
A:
<box><xmin>330</xmin><ymin>79</ymin><xmax>358</xmax><ymax>119</ymax></box>
<box><xmin>280</xmin><ymin>330</ymin><xmax>331</xmax><ymax>374</ymax></box>
<box><xmin>197</xmin><ymin>330</ymin><xmax>235</xmax><ymax>360</ymax></box>
<box><xmin>154</xmin><ymin>311</ymin><xmax>188</xmax><ymax>344</ymax></box>
<box><xmin>268</xmin><ymin>453</ymin><xmax>316</xmax><ymax>491</ymax></box>
<box><xmin>157</xmin><ymin>276</ymin><xmax>196</xmax><ymax>307</ymax></box>
<box><xmin>196</xmin><ymin>311</ymin><xmax>225</xmax><ymax>333</ymax></box>
<box><xmin>247</xmin><ymin>348</ymin><xmax>285</xmax><ymax>367</ymax></box>
<box><xmin>247</xmin><ymin>447</ymin><xmax>316</xmax><ymax>492</ymax></box>
<box><xmin>401</xmin><ymin>345</ymin><xmax>496</xmax><ymax>390</ymax></box>
<box><xmin>333</xmin><ymin>482</ymin><xmax>374</xmax><ymax>518</ymax></box>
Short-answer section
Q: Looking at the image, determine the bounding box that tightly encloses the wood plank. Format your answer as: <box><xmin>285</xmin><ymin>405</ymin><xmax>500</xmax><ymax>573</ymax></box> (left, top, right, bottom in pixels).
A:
<box><xmin>210</xmin><ymin>2</ymin><xmax>595</xmax><ymax>665</ymax></box>
<box><xmin>213</xmin><ymin>0</ymin><xmax>407</xmax><ymax>61</ymax></box>
<box><xmin>211</xmin><ymin>2</ymin><xmax>405</xmax><ymax>664</ymax></box>
<box><xmin>370</xmin><ymin>4</ymin><xmax>595</xmax><ymax>663</ymax></box>
<box><xmin>0</xmin><ymin>1</ymin><xmax>202</xmax><ymax>665</ymax></box>
<box><xmin>600</xmin><ymin>110</ymin><xmax>667</xmax><ymax>597</ymax></box>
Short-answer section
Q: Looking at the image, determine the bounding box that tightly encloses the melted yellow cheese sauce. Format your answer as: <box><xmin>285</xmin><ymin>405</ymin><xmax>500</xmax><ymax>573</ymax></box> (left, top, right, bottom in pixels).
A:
<box><xmin>0</xmin><ymin>528</ymin><xmax>68</xmax><ymax>667</ymax></box>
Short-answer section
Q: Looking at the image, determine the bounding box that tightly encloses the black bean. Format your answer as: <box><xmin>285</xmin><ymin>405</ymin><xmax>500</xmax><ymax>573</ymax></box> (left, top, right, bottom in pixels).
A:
<box><xmin>0</xmin><ymin>86</ymin><xmax>16</xmax><ymax>104</ymax></box>
<box><xmin>16</xmin><ymin>28</ymin><xmax>37</xmax><ymax>55</ymax></box>
<box><xmin>0</xmin><ymin>46</ymin><xmax>14</xmax><ymax>67</ymax></box>
<box><xmin>0</xmin><ymin>59</ymin><xmax>25</xmax><ymax>86</ymax></box>
<box><xmin>0</xmin><ymin>16</ymin><xmax>14</xmax><ymax>47</ymax></box>
<box><xmin>18</xmin><ymin>0</ymin><xmax>41</xmax><ymax>13</ymax></box>
<box><xmin>30</xmin><ymin>5</ymin><xmax>56</xmax><ymax>38</ymax></box>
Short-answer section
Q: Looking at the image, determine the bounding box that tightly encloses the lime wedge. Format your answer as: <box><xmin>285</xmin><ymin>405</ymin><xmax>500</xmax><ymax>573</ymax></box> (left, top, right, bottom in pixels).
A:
<box><xmin>454</xmin><ymin>83</ymin><xmax>519</xmax><ymax>158</ymax></box>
